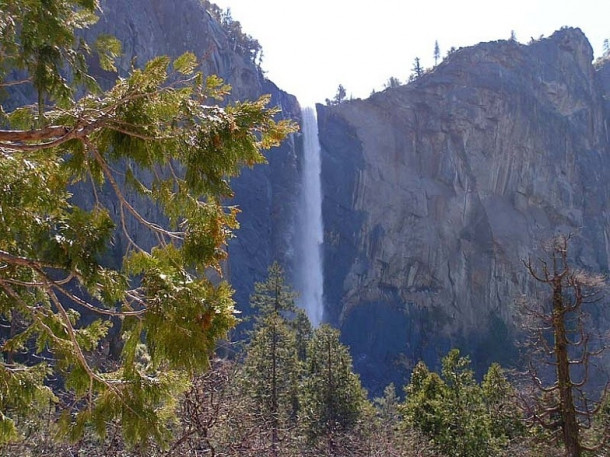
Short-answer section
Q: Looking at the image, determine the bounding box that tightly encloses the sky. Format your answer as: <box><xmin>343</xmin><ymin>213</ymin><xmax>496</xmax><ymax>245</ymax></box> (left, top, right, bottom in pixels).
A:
<box><xmin>211</xmin><ymin>0</ymin><xmax>610</xmax><ymax>106</ymax></box>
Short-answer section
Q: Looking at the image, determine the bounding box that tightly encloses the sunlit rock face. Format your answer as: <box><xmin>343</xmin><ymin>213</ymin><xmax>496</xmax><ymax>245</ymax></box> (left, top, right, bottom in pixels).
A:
<box><xmin>318</xmin><ymin>28</ymin><xmax>610</xmax><ymax>391</ymax></box>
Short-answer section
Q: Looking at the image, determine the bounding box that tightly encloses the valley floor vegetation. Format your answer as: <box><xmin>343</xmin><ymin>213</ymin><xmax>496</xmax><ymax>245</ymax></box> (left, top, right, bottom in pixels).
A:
<box><xmin>3</xmin><ymin>261</ymin><xmax>610</xmax><ymax>457</ymax></box>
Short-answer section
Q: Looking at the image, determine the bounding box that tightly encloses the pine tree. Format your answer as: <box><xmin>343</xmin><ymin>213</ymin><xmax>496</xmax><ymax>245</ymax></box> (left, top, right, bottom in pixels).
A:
<box><xmin>326</xmin><ymin>84</ymin><xmax>347</xmax><ymax>105</ymax></box>
<box><xmin>0</xmin><ymin>0</ymin><xmax>296</xmax><ymax>447</ymax></box>
<box><xmin>300</xmin><ymin>324</ymin><xmax>367</xmax><ymax>453</ymax></box>
<box><xmin>292</xmin><ymin>307</ymin><xmax>313</xmax><ymax>362</ymax></box>
<box><xmin>410</xmin><ymin>57</ymin><xmax>424</xmax><ymax>81</ymax></box>
<box><xmin>402</xmin><ymin>351</ymin><xmax>523</xmax><ymax>456</ymax></box>
<box><xmin>384</xmin><ymin>76</ymin><xmax>401</xmax><ymax>89</ymax></box>
<box><xmin>440</xmin><ymin>349</ymin><xmax>492</xmax><ymax>456</ymax></box>
<box><xmin>482</xmin><ymin>363</ymin><xmax>525</xmax><ymax>448</ymax></box>
<box><xmin>434</xmin><ymin>40</ymin><xmax>441</xmax><ymax>66</ymax></box>
<box><xmin>375</xmin><ymin>383</ymin><xmax>400</xmax><ymax>427</ymax></box>
<box><xmin>402</xmin><ymin>361</ymin><xmax>448</xmax><ymax>446</ymax></box>
<box><xmin>374</xmin><ymin>382</ymin><xmax>401</xmax><ymax>447</ymax></box>
<box><xmin>241</xmin><ymin>263</ymin><xmax>303</xmax><ymax>456</ymax></box>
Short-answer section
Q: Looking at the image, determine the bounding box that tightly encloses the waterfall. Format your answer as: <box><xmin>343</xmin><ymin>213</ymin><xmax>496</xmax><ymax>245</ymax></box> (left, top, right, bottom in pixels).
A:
<box><xmin>295</xmin><ymin>107</ymin><xmax>324</xmax><ymax>327</ymax></box>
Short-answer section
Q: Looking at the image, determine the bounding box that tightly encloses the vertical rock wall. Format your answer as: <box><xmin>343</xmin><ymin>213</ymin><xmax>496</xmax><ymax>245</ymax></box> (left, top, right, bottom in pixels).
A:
<box><xmin>318</xmin><ymin>28</ymin><xmax>610</xmax><ymax>391</ymax></box>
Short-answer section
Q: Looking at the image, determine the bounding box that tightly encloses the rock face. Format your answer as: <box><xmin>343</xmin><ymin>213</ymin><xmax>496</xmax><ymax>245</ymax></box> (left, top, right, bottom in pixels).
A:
<box><xmin>318</xmin><ymin>28</ymin><xmax>610</xmax><ymax>391</ymax></box>
<box><xmin>83</xmin><ymin>0</ymin><xmax>302</xmax><ymax>314</ymax></box>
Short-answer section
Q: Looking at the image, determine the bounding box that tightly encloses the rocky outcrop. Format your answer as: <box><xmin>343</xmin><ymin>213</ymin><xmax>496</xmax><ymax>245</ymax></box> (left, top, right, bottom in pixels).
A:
<box><xmin>319</xmin><ymin>28</ymin><xmax>610</xmax><ymax>391</ymax></box>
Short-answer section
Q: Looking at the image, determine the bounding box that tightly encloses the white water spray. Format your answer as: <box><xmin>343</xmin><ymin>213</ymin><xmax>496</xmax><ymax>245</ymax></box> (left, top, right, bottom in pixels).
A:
<box><xmin>296</xmin><ymin>107</ymin><xmax>324</xmax><ymax>327</ymax></box>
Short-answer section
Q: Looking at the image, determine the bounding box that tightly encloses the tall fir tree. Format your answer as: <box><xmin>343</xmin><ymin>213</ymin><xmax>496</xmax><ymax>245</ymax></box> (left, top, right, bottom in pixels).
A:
<box><xmin>482</xmin><ymin>363</ymin><xmax>525</xmax><ymax>449</ymax></box>
<box><xmin>300</xmin><ymin>324</ymin><xmax>367</xmax><ymax>454</ymax></box>
<box><xmin>240</xmin><ymin>262</ymin><xmax>304</xmax><ymax>456</ymax></box>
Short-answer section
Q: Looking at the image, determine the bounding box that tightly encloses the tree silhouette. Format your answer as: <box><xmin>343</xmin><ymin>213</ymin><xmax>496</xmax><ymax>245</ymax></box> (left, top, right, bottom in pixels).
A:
<box><xmin>326</xmin><ymin>84</ymin><xmax>347</xmax><ymax>105</ymax></box>
<box><xmin>410</xmin><ymin>57</ymin><xmax>424</xmax><ymax>81</ymax></box>
<box><xmin>434</xmin><ymin>40</ymin><xmax>441</xmax><ymax>66</ymax></box>
<box><xmin>520</xmin><ymin>235</ymin><xmax>610</xmax><ymax>456</ymax></box>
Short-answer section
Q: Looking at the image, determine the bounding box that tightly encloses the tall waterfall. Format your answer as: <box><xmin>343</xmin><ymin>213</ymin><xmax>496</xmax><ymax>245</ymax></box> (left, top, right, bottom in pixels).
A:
<box><xmin>295</xmin><ymin>107</ymin><xmax>324</xmax><ymax>327</ymax></box>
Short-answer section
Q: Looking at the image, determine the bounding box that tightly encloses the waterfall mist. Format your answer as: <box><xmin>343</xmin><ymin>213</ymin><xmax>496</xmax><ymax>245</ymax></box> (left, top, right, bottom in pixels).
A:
<box><xmin>295</xmin><ymin>107</ymin><xmax>324</xmax><ymax>327</ymax></box>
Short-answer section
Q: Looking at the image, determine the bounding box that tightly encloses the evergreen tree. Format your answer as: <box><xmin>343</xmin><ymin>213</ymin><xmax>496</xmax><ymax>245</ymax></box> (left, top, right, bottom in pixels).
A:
<box><xmin>384</xmin><ymin>76</ymin><xmax>401</xmax><ymax>89</ymax></box>
<box><xmin>326</xmin><ymin>84</ymin><xmax>347</xmax><ymax>105</ymax></box>
<box><xmin>0</xmin><ymin>0</ymin><xmax>296</xmax><ymax>447</ymax></box>
<box><xmin>300</xmin><ymin>324</ymin><xmax>367</xmax><ymax>453</ymax></box>
<box><xmin>482</xmin><ymin>363</ymin><xmax>525</xmax><ymax>448</ymax></box>
<box><xmin>402</xmin><ymin>362</ymin><xmax>446</xmax><ymax>442</ymax></box>
<box><xmin>374</xmin><ymin>382</ymin><xmax>401</xmax><ymax>447</ymax></box>
<box><xmin>402</xmin><ymin>351</ymin><xmax>523</xmax><ymax>457</ymax></box>
<box><xmin>292</xmin><ymin>307</ymin><xmax>313</xmax><ymax>362</ymax></box>
<box><xmin>410</xmin><ymin>57</ymin><xmax>424</xmax><ymax>81</ymax></box>
<box><xmin>241</xmin><ymin>263</ymin><xmax>303</xmax><ymax>456</ymax></box>
<box><xmin>440</xmin><ymin>349</ymin><xmax>492</xmax><ymax>456</ymax></box>
<box><xmin>375</xmin><ymin>382</ymin><xmax>400</xmax><ymax>427</ymax></box>
<box><xmin>434</xmin><ymin>40</ymin><xmax>441</xmax><ymax>66</ymax></box>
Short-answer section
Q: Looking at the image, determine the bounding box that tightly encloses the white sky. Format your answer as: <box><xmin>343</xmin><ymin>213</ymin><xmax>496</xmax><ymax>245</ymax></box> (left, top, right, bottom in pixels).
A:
<box><xmin>211</xmin><ymin>0</ymin><xmax>610</xmax><ymax>106</ymax></box>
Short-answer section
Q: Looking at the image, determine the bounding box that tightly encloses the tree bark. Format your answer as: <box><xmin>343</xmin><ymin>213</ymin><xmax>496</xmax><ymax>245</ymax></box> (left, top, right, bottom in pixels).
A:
<box><xmin>552</xmin><ymin>279</ymin><xmax>581</xmax><ymax>457</ymax></box>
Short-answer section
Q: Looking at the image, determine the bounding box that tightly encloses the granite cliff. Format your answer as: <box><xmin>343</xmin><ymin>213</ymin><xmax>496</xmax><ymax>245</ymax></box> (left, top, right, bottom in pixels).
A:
<box><xmin>318</xmin><ymin>28</ymin><xmax>610</xmax><ymax>391</ymax></box>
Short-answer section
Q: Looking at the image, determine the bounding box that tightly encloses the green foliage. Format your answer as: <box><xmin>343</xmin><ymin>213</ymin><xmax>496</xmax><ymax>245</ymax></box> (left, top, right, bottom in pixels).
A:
<box><xmin>0</xmin><ymin>363</ymin><xmax>56</xmax><ymax>444</ymax></box>
<box><xmin>482</xmin><ymin>363</ymin><xmax>525</xmax><ymax>447</ymax></box>
<box><xmin>0</xmin><ymin>0</ymin><xmax>103</xmax><ymax>112</ymax></box>
<box><xmin>402</xmin><ymin>350</ymin><xmax>525</xmax><ymax>457</ymax></box>
<box><xmin>94</xmin><ymin>34</ymin><xmax>122</xmax><ymax>72</ymax></box>
<box><xmin>402</xmin><ymin>362</ymin><xmax>448</xmax><ymax>442</ymax></box>
<box><xmin>240</xmin><ymin>263</ymin><xmax>303</xmax><ymax>447</ymax></box>
<box><xmin>300</xmin><ymin>324</ymin><xmax>367</xmax><ymax>443</ymax></box>
<box><xmin>375</xmin><ymin>383</ymin><xmax>400</xmax><ymax>424</ymax></box>
<box><xmin>441</xmin><ymin>349</ymin><xmax>493</xmax><ymax>456</ymax></box>
<box><xmin>0</xmin><ymin>0</ymin><xmax>296</xmax><ymax>449</ymax></box>
<box><xmin>203</xmin><ymin>5</ymin><xmax>262</xmax><ymax>65</ymax></box>
<box><xmin>373</xmin><ymin>381</ymin><xmax>402</xmax><ymax>449</ymax></box>
<box><xmin>292</xmin><ymin>307</ymin><xmax>313</xmax><ymax>361</ymax></box>
<box><xmin>250</xmin><ymin>262</ymin><xmax>298</xmax><ymax>317</ymax></box>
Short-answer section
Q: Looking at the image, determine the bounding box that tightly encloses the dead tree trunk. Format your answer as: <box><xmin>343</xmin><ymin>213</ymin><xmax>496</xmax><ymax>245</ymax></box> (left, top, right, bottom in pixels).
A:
<box><xmin>522</xmin><ymin>235</ymin><xmax>608</xmax><ymax>457</ymax></box>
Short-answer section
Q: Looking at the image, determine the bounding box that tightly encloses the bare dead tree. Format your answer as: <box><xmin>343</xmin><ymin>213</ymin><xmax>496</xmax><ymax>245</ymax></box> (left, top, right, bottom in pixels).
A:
<box><xmin>519</xmin><ymin>234</ymin><xmax>610</xmax><ymax>457</ymax></box>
